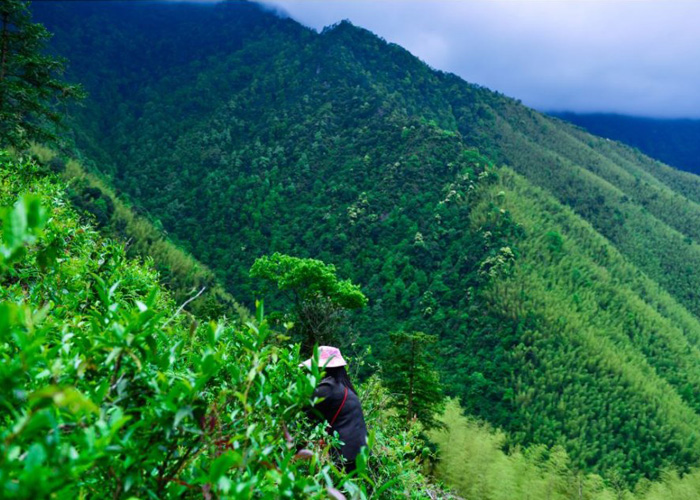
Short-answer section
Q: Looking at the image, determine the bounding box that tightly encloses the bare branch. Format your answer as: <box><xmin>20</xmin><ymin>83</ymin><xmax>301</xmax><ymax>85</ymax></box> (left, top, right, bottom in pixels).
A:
<box><xmin>163</xmin><ymin>287</ymin><xmax>206</xmax><ymax>327</ymax></box>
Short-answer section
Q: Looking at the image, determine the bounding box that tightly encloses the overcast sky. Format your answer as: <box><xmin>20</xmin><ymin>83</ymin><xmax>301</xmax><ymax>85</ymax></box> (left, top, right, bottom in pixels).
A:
<box><xmin>263</xmin><ymin>1</ymin><xmax>700</xmax><ymax>119</ymax></box>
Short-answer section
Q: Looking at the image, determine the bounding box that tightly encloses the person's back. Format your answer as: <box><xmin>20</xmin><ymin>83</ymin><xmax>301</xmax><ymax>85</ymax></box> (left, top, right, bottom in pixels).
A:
<box><xmin>302</xmin><ymin>346</ymin><xmax>368</xmax><ymax>471</ymax></box>
<box><xmin>313</xmin><ymin>372</ymin><xmax>367</xmax><ymax>469</ymax></box>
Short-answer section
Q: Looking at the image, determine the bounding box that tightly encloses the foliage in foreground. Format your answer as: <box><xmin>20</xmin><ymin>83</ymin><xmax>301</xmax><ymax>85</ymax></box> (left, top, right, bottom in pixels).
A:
<box><xmin>0</xmin><ymin>152</ymin><xmax>440</xmax><ymax>498</ymax></box>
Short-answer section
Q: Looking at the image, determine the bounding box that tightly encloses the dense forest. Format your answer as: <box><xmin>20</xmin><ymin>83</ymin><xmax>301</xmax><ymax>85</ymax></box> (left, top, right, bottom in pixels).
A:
<box><xmin>5</xmin><ymin>0</ymin><xmax>700</xmax><ymax>497</ymax></box>
<box><xmin>552</xmin><ymin>112</ymin><xmax>700</xmax><ymax>176</ymax></box>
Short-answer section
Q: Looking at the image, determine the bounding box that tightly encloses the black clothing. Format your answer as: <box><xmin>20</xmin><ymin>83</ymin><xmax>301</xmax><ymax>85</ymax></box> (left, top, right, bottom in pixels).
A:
<box><xmin>311</xmin><ymin>376</ymin><xmax>368</xmax><ymax>466</ymax></box>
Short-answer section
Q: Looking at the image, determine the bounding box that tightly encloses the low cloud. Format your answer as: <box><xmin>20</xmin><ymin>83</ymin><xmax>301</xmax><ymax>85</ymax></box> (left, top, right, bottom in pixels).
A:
<box><xmin>265</xmin><ymin>0</ymin><xmax>700</xmax><ymax>118</ymax></box>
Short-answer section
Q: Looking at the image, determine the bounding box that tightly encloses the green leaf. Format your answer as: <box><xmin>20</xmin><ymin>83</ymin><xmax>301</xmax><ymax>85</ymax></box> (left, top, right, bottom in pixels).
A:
<box><xmin>173</xmin><ymin>406</ymin><xmax>192</xmax><ymax>428</ymax></box>
<box><xmin>30</xmin><ymin>386</ymin><xmax>99</xmax><ymax>415</ymax></box>
<box><xmin>374</xmin><ymin>476</ymin><xmax>401</xmax><ymax>496</ymax></box>
<box><xmin>24</xmin><ymin>443</ymin><xmax>47</xmax><ymax>471</ymax></box>
<box><xmin>4</xmin><ymin>196</ymin><xmax>28</xmax><ymax>249</ymax></box>
<box><xmin>0</xmin><ymin>302</ymin><xmax>20</xmax><ymax>335</ymax></box>
<box><xmin>25</xmin><ymin>195</ymin><xmax>48</xmax><ymax>230</ymax></box>
<box><xmin>209</xmin><ymin>451</ymin><xmax>241</xmax><ymax>482</ymax></box>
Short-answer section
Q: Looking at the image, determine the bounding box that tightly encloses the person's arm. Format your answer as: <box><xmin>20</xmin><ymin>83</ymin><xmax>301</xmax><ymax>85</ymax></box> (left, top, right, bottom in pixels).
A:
<box><xmin>312</xmin><ymin>380</ymin><xmax>333</xmax><ymax>401</ymax></box>
<box><xmin>305</xmin><ymin>379</ymin><xmax>333</xmax><ymax>422</ymax></box>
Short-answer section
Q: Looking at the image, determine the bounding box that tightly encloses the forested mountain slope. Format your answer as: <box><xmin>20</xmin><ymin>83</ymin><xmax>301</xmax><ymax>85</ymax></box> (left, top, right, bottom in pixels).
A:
<box><xmin>32</xmin><ymin>0</ymin><xmax>700</xmax><ymax>485</ymax></box>
<box><xmin>551</xmin><ymin>112</ymin><xmax>700</xmax><ymax>175</ymax></box>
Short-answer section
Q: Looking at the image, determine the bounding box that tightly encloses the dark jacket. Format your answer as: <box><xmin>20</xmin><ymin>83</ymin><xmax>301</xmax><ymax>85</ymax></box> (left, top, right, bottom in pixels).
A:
<box><xmin>311</xmin><ymin>376</ymin><xmax>368</xmax><ymax>463</ymax></box>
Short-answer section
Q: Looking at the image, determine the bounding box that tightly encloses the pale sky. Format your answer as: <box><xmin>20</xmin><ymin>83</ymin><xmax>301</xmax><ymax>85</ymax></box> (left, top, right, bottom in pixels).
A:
<box><xmin>263</xmin><ymin>1</ymin><xmax>700</xmax><ymax>118</ymax></box>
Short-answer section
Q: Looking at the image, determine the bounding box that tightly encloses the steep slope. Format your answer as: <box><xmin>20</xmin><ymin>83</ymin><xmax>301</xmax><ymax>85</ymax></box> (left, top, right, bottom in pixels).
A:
<box><xmin>32</xmin><ymin>0</ymin><xmax>700</xmax><ymax>484</ymax></box>
<box><xmin>462</xmin><ymin>105</ymin><xmax>700</xmax><ymax>320</ymax></box>
<box><xmin>476</xmin><ymin>169</ymin><xmax>700</xmax><ymax>480</ymax></box>
<box><xmin>551</xmin><ymin>112</ymin><xmax>700</xmax><ymax>175</ymax></box>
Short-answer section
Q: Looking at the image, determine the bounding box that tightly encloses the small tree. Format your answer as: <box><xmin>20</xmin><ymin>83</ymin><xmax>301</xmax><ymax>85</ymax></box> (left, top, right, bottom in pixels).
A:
<box><xmin>250</xmin><ymin>252</ymin><xmax>367</xmax><ymax>352</ymax></box>
<box><xmin>384</xmin><ymin>330</ymin><xmax>444</xmax><ymax>429</ymax></box>
<box><xmin>0</xmin><ymin>0</ymin><xmax>84</xmax><ymax>149</ymax></box>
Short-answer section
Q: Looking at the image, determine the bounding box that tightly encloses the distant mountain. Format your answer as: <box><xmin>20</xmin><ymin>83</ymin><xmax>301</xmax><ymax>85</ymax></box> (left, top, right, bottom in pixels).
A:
<box><xmin>551</xmin><ymin>112</ymin><xmax>700</xmax><ymax>175</ymax></box>
<box><xmin>33</xmin><ymin>0</ymin><xmax>700</xmax><ymax>485</ymax></box>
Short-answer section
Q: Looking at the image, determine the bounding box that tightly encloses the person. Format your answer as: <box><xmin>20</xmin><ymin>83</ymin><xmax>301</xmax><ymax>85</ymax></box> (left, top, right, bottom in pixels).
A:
<box><xmin>302</xmin><ymin>346</ymin><xmax>368</xmax><ymax>472</ymax></box>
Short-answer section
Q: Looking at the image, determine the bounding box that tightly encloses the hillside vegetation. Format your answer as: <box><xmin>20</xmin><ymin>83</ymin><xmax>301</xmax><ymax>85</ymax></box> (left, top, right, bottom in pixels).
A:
<box><xmin>29</xmin><ymin>145</ymin><xmax>239</xmax><ymax>318</ymax></box>
<box><xmin>433</xmin><ymin>400</ymin><xmax>700</xmax><ymax>500</ymax></box>
<box><xmin>28</xmin><ymin>0</ymin><xmax>700</xmax><ymax>489</ymax></box>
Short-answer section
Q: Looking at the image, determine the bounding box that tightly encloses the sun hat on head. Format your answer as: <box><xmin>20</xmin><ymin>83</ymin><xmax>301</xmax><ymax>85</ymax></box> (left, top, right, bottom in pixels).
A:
<box><xmin>301</xmin><ymin>346</ymin><xmax>347</xmax><ymax>369</ymax></box>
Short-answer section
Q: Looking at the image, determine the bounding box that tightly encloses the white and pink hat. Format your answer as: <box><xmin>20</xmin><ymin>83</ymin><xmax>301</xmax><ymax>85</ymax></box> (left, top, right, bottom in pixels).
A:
<box><xmin>301</xmin><ymin>346</ymin><xmax>347</xmax><ymax>369</ymax></box>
